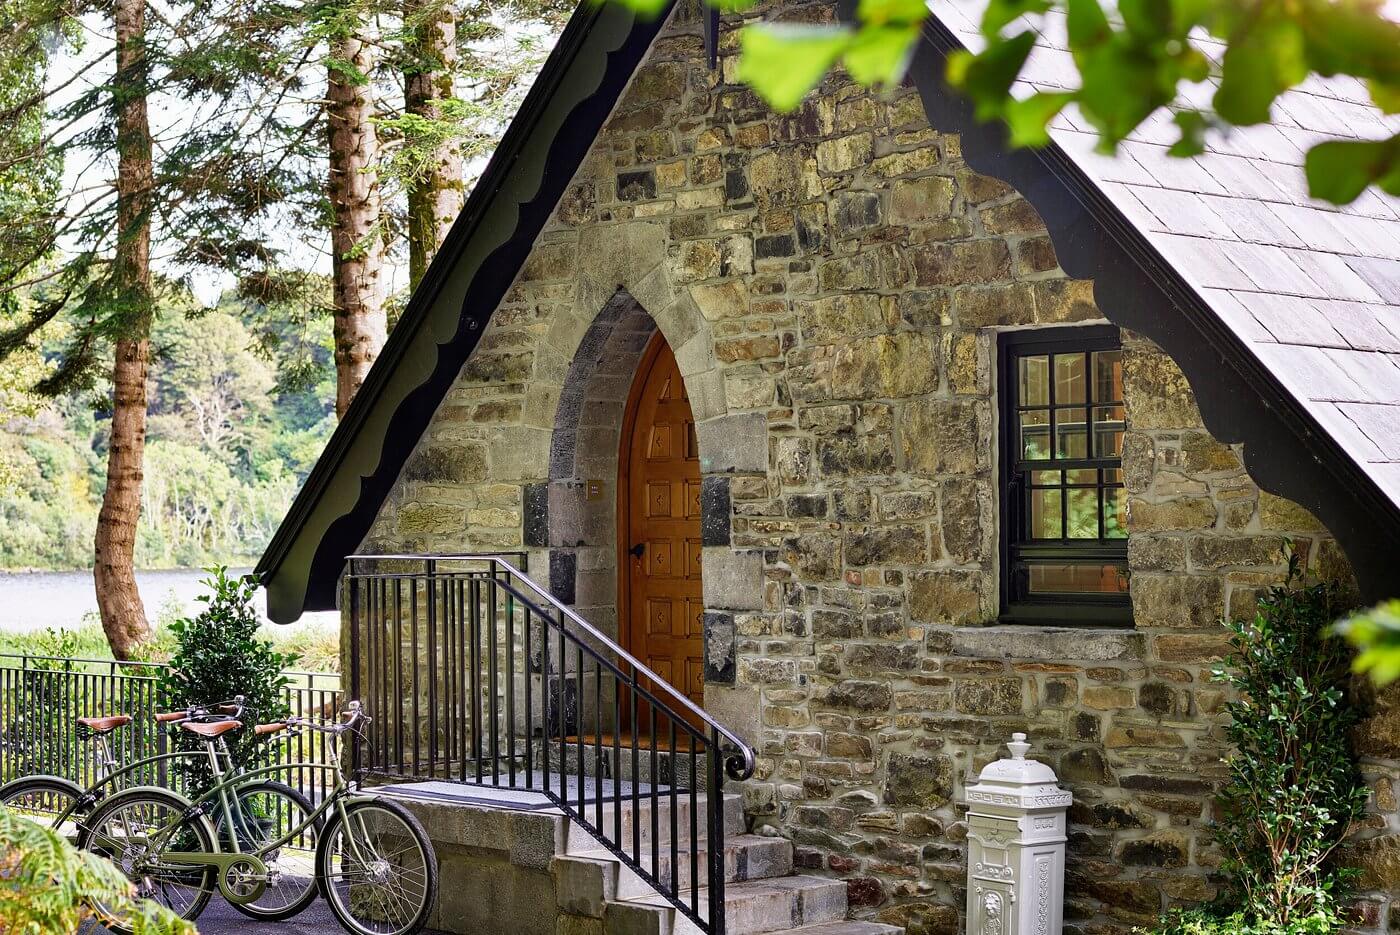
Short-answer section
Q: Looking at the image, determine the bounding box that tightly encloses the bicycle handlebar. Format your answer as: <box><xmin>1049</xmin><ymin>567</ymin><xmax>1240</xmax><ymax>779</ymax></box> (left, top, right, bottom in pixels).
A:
<box><xmin>153</xmin><ymin>694</ymin><xmax>249</xmax><ymax>724</ymax></box>
<box><xmin>256</xmin><ymin>700</ymin><xmax>368</xmax><ymax>738</ymax></box>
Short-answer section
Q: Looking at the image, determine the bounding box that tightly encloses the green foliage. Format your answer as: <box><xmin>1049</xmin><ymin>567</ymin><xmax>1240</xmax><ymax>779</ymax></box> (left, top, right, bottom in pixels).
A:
<box><xmin>609</xmin><ymin>0</ymin><xmax>1400</xmax><ymax>205</ymax></box>
<box><xmin>1334</xmin><ymin>600</ymin><xmax>1400</xmax><ymax>687</ymax></box>
<box><xmin>1145</xmin><ymin>556</ymin><xmax>1366</xmax><ymax>934</ymax></box>
<box><xmin>1149</xmin><ymin>905</ymin><xmax>1348</xmax><ymax>935</ymax></box>
<box><xmin>0</xmin><ymin>617</ymin><xmax>339</xmax><ymax>671</ymax></box>
<box><xmin>157</xmin><ymin>567</ymin><xmax>297</xmax><ymax>787</ymax></box>
<box><xmin>0</xmin><ymin>296</ymin><xmax>333</xmax><ymax>570</ymax></box>
<box><xmin>0</xmin><ymin>805</ymin><xmax>196</xmax><ymax>934</ymax></box>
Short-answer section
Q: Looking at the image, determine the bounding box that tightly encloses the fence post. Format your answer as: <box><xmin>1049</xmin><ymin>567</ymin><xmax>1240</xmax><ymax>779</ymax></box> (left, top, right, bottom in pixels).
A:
<box><xmin>963</xmin><ymin>733</ymin><xmax>1070</xmax><ymax>935</ymax></box>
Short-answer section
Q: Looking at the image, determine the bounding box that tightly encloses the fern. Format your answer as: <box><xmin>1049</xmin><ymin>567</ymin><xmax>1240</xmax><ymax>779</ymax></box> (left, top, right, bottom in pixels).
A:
<box><xmin>0</xmin><ymin>805</ymin><xmax>198</xmax><ymax>934</ymax></box>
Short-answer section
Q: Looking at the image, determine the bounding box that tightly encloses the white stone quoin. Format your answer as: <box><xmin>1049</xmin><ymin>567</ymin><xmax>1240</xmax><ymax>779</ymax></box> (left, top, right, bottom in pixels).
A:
<box><xmin>963</xmin><ymin>733</ymin><xmax>1071</xmax><ymax>935</ymax></box>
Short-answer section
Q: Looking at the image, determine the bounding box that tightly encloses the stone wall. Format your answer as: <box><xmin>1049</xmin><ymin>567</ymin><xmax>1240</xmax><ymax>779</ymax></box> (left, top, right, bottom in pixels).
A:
<box><xmin>356</xmin><ymin>0</ymin><xmax>1400</xmax><ymax>931</ymax></box>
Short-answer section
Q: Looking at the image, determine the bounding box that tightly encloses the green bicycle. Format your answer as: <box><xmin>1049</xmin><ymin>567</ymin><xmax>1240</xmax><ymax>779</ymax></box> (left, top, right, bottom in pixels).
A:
<box><xmin>1</xmin><ymin>697</ymin><xmax>322</xmax><ymax>922</ymax></box>
<box><xmin>77</xmin><ymin>700</ymin><xmax>439</xmax><ymax>935</ymax></box>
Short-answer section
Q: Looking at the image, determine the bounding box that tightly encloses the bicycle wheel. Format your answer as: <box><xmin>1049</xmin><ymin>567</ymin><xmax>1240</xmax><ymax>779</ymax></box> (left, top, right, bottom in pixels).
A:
<box><xmin>78</xmin><ymin>786</ymin><xmax>217</xmax><ymax>933</ymax></box>
<box><xmin>221</xmin><ymin>779</ymin><xmax>321</xmax><ymax>920</ymax></box>
<box><xmin>0</xmin><ymin>775</ymin><xmax>85</xmax><ymax>841</ymax></box>
<box><xmin>315</xmin><ymin>798</ymin><xmax>438</xmax><ymax>935</ymax></box>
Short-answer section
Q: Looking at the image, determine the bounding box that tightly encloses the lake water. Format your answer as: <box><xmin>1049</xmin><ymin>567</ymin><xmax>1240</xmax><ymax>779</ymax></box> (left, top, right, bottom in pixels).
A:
<box><xmin>0</xmin><ymin>567</ymin><xmax>339</xmax><ymax>634</ymax></box>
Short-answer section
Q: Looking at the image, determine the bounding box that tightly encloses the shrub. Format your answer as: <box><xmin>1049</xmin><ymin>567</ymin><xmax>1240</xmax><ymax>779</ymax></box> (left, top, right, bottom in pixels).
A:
<box><xmin>0</xmin><ymin>805</ymin><xmax>195</xmax><ymax>934</ymax></box>
<box><xmin>157</xmin><ymin>567</ymin><xmax>297</xmax><ymax>789</ymax></box>
<box><xmin>1148</xmin><ymin>554</ymin><xmax>1366</xmax><ymax>935</ymax></box>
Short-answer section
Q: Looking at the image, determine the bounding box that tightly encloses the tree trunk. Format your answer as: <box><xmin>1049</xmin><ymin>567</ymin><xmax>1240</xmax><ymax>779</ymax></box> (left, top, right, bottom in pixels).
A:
<box><xmin>327</xmin><ymin>29</ymin><xmax>386</xmax><ymax>418</ymax></box>
<box><xmin>404</xmin><ymin>0</ymin><xmax>463</xmax><ymax>289</ymax></box>
<box><xmin>95</xmin><ymin>0</ymin><xmax>154</xmax><ymax>659</ymax></box>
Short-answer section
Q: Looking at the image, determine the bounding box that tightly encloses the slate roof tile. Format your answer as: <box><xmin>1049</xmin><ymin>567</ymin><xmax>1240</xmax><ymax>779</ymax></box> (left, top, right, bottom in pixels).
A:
<box><xmin>1346</xmin><ymin>257</ymin><xmax>1400</xmax><ymax>305</ymax></box>
<box><xmin>1128</xmin><ymin>187</ymin><xmax>1236</xmax><ymax>239</ymax></box>
<box><xmin>1316</xmin><ymin>300</ymin><xmax>1400</xmax><ymax>352</ymax></box>
<box><xmin>1282</xmin><ymin>249</ymin><xmax>1385</xmax><ymax>303</ymax></box>
<box><xmin>1231</xmin><ymin>293</ymin><xmax>1347</xmax><ymax>348</ymax></box>
<box><xmin>1339</xmin><ymin>403</ymin><xmax>1400</xmax><ymax>458</ymax></box>
<box><xmin>1321</xmin><ymin>350</ymin><xmax>1400</xmax><ymax>404</ymax></box>
<box><xmin>1201</xmin><ymin>289</ymin><xmax>1274</xmax><ymax>343</ymax></box>
<box><xmin>1218</xmin><ymin>242</ymin><xmax>1324</xmax><ymax>295</ymax></box>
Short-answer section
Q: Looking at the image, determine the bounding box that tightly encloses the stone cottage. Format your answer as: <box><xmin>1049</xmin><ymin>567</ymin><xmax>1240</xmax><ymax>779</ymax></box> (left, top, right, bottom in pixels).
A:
<box><xmin>257</xmin><ymin>0</ymin><xmax>1400</xmax><ymax>931</ymax></box>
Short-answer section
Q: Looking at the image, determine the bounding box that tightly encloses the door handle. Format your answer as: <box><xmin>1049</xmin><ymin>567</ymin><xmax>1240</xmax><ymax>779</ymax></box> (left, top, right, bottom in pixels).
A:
<box><xmin>629</xmin><ymin>543</ymin><xmax>645</xmax><ymax>559</ymax></box>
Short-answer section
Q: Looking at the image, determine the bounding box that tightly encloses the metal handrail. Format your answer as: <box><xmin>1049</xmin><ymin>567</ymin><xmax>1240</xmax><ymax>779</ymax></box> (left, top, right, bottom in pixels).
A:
<box><xmin>348</xmin><ymin>553</ymin><xmax>755</xmax><ymax>782</ymax></box>
<box><xmin>344</xmin><ymin>552</ymin><xmax>757</xmax><ymax>934</ymax></box>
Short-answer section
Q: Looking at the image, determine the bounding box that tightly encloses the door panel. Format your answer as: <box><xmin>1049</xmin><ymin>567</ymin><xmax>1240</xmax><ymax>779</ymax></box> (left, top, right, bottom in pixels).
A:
<box><xmin>622</xmin><ymin>334</ymin><xmax>705</xmax><ymax>724</ymax></box>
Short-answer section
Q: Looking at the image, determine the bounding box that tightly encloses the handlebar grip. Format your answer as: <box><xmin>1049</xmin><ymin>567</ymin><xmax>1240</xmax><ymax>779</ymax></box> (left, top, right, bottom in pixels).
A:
<box><xmin>254</xmin><ymin>723</ymin><xmax>287</xmax><ymax>736</ymax></box>
<box><xmin>154</xmin><ymin>711</ymin><xmax>186</xmax><ymax>723</ymax></box>
<box><xmin>216</xmin><ymin>704</ymin><xmax>242</xmax><ymax>713</ymax></box>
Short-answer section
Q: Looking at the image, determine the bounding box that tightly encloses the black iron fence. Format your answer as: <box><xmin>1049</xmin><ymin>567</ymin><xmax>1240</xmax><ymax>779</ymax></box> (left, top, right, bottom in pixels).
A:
<box><xmin>344</xmin><ymin>553</ymin><xmax>756</xmax><ymax>935</ymax></box>
<box><xmin>0</xmin><ymin>653</ymin><xmax>342</xmax><ymax>804</ymax></box>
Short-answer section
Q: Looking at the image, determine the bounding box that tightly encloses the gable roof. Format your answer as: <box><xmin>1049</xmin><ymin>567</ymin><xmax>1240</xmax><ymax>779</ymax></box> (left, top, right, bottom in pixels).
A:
<box><xmin>256</xmin><ymin>0</ymin><xmax>1400</xmax><ymax>621</ymax></box>
<box><xmin>933</xmin><ymin>0</ymin><xmax>1400</xmax><ymax>503</ymax></box>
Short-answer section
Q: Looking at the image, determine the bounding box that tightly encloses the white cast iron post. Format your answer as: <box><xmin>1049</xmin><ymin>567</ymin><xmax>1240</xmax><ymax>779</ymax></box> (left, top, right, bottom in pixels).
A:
<box><xmin>962</xmin><ymin>733</ymin><xmax>1071</xmax><ymax>935</ymax></box>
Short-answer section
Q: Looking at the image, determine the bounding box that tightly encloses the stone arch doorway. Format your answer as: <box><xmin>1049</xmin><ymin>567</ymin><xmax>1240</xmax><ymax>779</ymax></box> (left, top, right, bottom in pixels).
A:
<box><xmin>617</xmin><ymin>331</ymin><xmax>705</xmax><ymax>718</ymax></box>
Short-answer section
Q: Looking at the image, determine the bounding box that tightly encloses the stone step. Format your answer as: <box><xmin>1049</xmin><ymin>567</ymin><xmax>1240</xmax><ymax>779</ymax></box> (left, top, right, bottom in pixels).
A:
<box><xmin>555</xmin><ymin>833</ymin><xmax>793</xmax><ymax>906</ymax></box>
<box><xmin>564</xmin><ymin>792</ymin><xmax>745</xmax><ymax>851</ymax></box>
<box><xmin>779</xmin><ymin>923</ymin><xmax>903</xmax><ymax>935</ymax></box>
<box><xmin>602</xmin><ymin>874</ymin><xmax>849</xmax><ymax>935</ymax></box>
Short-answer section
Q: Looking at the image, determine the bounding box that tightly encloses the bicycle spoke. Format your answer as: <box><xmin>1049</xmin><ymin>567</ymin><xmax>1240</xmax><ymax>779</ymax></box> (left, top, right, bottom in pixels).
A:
<box><xmin>321</xmin><ymin>802</ymin><xmax>432</xmax><ymax>935</ymax></box>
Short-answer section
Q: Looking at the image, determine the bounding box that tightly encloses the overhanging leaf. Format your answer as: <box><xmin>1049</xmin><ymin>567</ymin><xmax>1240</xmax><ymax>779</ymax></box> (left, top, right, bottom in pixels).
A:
<box><xmin>978</xmin><ymin>0</ymin><xmax>1053</xmax><ymax>38</ymax></box>
<box><xmin>856</xmin><ymin>0</ymin><xmax>927</xmax><ymax>26</ymax></box>
<box><xmin>843</xmin><ymin>23</ymin><xmax>921</xmax><ymax>88</ymax></box>
<box><xmin>1168</xmin><ymin>109</ymin><xmax>1209</xmax><ymax>157</ymax></box>
<box><xmin>1305</xmin><ymin>135</ymin><xmax>1400</xmax><ymax>204</ymax></box>
<box><xmin>1065</xmin><ymin>0</ymin><xmax>1110</xmax><ymax>51</ymax></box>
<box><xmin>1215</xmin><ymin>15</ymin><xmax>1307</xmax><ymax>125</ymax></box>
<box><xmin>945</xmin><ymin>30</ymin><xmax>1037</xmax><ymax>121</ymax></box>
<box><xmin>737</xmin><ymin>25</ymin><xmax>852</xmax><ymax>113</ymax></box>
<box><xmin>600</xmin><ymin>0</ymin><xmax>671</xmax><ymax>16</ymax></box>
<box><xmin>1370</xmin><ymin>80</ymin><xmax>1400</xmax><ymax>115</ymax></box>
<box><xmin>1004</xmin><ymin>90</ymin><xmax>1075</xmax><ymax>146</ymax></box>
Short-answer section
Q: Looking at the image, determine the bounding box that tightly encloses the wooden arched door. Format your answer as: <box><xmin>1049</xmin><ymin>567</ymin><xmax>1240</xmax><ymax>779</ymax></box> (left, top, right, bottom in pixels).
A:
<box><xmin>619</xmin><ymin>332</ymin><xmax>704</xmax><ymax>721</ymax></box>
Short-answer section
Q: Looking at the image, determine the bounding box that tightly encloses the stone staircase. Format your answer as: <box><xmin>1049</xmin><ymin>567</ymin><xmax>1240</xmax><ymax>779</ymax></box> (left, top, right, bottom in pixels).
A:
<box><xmin>552</xmin><ymin>792</ymin><xmax>899</xmax><ymax>935</ymax></box>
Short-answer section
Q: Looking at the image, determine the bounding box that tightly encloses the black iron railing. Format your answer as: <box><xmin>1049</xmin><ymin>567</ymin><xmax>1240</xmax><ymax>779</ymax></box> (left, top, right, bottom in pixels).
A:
<box><xmin>344</xmin><ymin>553</ymin><xmax>756</xmax><ymax>935</ymax></box>
<box><xmin>0</xmin><ymin>653</ymin><xmax>342</xmax><ymax>804</ymax></box>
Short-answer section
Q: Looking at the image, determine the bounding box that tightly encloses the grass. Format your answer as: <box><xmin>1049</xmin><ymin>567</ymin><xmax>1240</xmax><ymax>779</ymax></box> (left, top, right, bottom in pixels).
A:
<box><xmin>0</xmin><ymin>603</ymin><xmax>340</xmax><ymax>675</ymax></box>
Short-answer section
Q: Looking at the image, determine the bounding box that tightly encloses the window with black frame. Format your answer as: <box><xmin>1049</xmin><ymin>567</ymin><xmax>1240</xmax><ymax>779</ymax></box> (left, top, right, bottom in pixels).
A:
<box><xmin>999</xmin><ymin>326</ymin><xmax>1131</xmax><ymax>625</ymax></box>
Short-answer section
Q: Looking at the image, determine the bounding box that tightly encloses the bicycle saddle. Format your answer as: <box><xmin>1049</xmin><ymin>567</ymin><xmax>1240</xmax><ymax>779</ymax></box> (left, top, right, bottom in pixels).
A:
<box><xmin>76</xmin><ymin>714</ymin><xmax>133</xmax><ymax>734</ymax></box>
<box><xmin>180</xmin><ymin>720</ymin><xmax>243</xmax><ymax>737</ymax></box>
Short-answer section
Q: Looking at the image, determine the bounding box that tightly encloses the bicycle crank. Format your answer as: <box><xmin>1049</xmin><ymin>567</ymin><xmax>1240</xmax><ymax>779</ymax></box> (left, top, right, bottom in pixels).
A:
<box><xmin>162</xmin><ymin>851</ymin><xmax>269</xmax><ymax>903</ymax></box>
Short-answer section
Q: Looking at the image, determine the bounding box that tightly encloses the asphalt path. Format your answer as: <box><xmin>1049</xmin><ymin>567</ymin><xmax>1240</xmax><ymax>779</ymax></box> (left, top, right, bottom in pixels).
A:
<box><xmin>88</xmin><ymin>896</ymin><xmax>452</xmax><ymax>934</ymax></box>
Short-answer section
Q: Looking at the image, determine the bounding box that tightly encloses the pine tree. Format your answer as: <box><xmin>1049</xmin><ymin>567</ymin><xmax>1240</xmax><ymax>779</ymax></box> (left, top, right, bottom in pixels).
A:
<box><xmin>0</xmin><ymin>0</ymin><xmax>325</xmax><ymax>657</ymax></box>
<box><xmin>319</xmin><ymin>0</ymin><xmax>388</xmax><ymax>418</ymax></box>
<box><xmin>401</xmin><ymin>0</ymin><xmax>463</xmax><ymax>289</ymax></box>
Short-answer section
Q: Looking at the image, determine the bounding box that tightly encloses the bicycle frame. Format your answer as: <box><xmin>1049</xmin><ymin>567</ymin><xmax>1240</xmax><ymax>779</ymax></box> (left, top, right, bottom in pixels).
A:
<box><xmin>20</xmin><ymin>739</ymin><xmax>210</xmax><ymax>831</ymax></box>
<box><xmin>111</xmin><ymin>730</ymin><xmax>380</xmax><ymax>905</ymax></box>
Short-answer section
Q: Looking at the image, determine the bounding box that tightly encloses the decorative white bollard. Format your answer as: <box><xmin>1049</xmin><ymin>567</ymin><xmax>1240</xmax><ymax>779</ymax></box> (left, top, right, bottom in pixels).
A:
<box><xmin>963</xmin><ymin>733</ymin><xmax>1071</xmax><ymax>935</ymax></box>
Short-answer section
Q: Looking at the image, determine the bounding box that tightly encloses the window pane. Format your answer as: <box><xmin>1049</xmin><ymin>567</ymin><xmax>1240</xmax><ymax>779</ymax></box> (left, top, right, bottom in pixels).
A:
<box><xmin>1031</xmin><ymin>470</ymin><xmax>1061</xmax><ymax>487</ymax></box>
<box><xmin>1094</xmin><ymin>350</ymin><xmax>1123</xmax><ymax>402</ymax></box>
<box><xmin>1028</xmin><ymin>563</ymin><xmax>1129</xmax><ymax>594</ymax></box>
<box><xmin>1055</xmin><ymin>353</ymin><xmax>1086</xmax><ymax>404</ymax></box>
<box><xmin>1094</xmin><ymin>405</ymin><xmax>1125</xmax><ymax>457</ymax></box>
<box><xmin>1055</xmin><ymin>407</ymin><xmax>1088</xmax><ymax>459</ymax></box>
<box><xmin>1021</xmin><ymin>409</ymin><xmax>1050</xmax><ymax>460</ymax></box>
<box><xmin>1065</xmin><ymin>468</ymin><xmax>1096</xmax><ymax>486</ymax></box>
<box><xmin>1019</xmin><ymin>355</ymin><xmax>1050</xmax><ymax>406</ymax></box>
<box><xmin>1103</xmin><ymin>468</ymin><xmax>1123</xmax><ymax>485</ymax></box>
<box><xmin>1104</xmin><ymin>487</ymin><xmax>1127</xmax><ymax>538</ymax></box>
<box><xmin>1029</xmin><ymin>487</ymin><xmax>1062</xmax><ymax>539</ymax></box>
<box><xmin>1066</xmin><ymin>487</ymin><xmax>1099</xmax><ymax>539</ymax></box>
